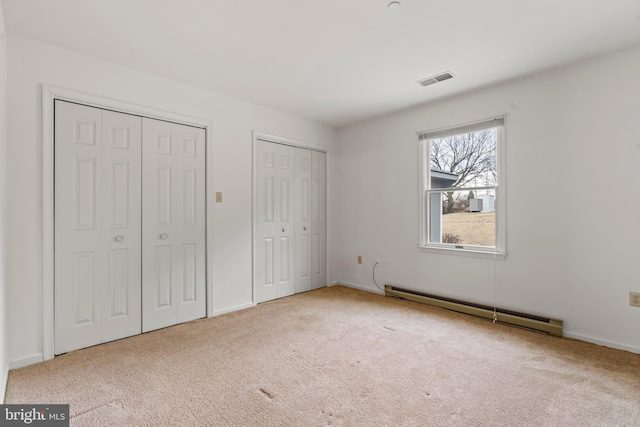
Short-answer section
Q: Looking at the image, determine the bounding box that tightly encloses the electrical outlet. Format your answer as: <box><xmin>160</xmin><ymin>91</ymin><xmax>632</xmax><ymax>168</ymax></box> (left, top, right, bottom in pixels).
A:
<box><xmin>630</xmin><ymin>291</ymin><xmax>640</xmax><ymax>307</ymax></box>
<box><xmin>357</xmin><ymin>256</ymin><xmax>362</xmax><ymax>264</ymax></box>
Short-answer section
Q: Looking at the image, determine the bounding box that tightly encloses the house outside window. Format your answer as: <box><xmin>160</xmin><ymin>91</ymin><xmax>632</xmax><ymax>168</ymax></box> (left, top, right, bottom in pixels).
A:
<box><xmin>419</xmin><ymin>117</ymin><xmax>506</xmax><ymax>259</ymax></box>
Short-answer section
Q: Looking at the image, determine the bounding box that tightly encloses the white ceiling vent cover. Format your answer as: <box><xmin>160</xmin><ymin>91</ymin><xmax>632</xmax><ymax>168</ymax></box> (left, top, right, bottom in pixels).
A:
<box><xmin>417</xmin><ymin>72</ymin><xmax>455</xmax><ymax>87</ymax></box>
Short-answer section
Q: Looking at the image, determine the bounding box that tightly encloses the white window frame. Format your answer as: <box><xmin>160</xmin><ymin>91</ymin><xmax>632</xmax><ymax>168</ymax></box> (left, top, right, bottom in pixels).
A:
<box><xmin>418</xmin><ymin>116</ymin><xmax>507</xmax><ymax>260</ymax></box>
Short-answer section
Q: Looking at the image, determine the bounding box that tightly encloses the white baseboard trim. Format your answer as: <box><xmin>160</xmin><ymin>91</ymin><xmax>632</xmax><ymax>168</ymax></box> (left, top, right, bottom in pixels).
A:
<box><xmin>9</xmin><ymin>353</ymin><xmax>43</xmax><ymax>370</ymax></box>
<box><xmin>211</xmin><ymin>301</ymin><xmax>255</xmax><ymax>317</ymax></box>
<box><xmin>333</xmin><ymin>281</ymin><xmax>385</xmax><ymax>296</ymax></box>
<box><xmin>1</xmin><ymin>361</ymin><xmax>8</xmax><ymax>403</ymax></box>
<box><xmin>563</xmin><ymin>332</ymin><xmax>640</xmax><ymax>355</ymax></box>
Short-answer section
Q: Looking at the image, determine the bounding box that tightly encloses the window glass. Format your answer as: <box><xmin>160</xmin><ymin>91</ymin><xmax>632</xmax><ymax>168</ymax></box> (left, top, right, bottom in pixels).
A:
<box><xmin>420</xmin><ymin>119</ymin><xmax>504</xmax><ymax>255</ymax></box>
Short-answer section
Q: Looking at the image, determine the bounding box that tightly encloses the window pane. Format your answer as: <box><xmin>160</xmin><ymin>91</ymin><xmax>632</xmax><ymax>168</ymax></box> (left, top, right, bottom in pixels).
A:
<box><xmin>428</xmin><ymin>189</ymin><xmax>496</xmax><ymax>247</ymax></box>
<box><xmin>430</xmin><ymin>128</ymin><xmax>497</xmax><ymax>195</ymax></box>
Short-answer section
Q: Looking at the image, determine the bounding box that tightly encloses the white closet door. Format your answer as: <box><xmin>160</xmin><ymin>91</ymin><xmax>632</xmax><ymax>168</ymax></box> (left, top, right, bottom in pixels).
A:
<box><xmin>54</xmin><ymin>101</ymin><xmax>142</xmax><ymax>354</ymax></box>
<box><xmin>294</xmin><ymin>148</ymin><xmax>312</xmax><ymax>293</ymax></box>
<box><xmin>255</xmin><ymin>140</ymin><xmax>295</xmax><ymax>303</ymax></box>
<box><xmin>142</xmin><ymin>118</ymin><xmax>206</xmax><ymax>332</ymax></box>
<box><xmin>311</xmin><ymin>150</ymin><xmax>327</xmax><ymax>289</ymax></box>
<box><xmin>101</xmin><ymin>110</ymin><xmax>143</xmax><ymax>342</ymax></box>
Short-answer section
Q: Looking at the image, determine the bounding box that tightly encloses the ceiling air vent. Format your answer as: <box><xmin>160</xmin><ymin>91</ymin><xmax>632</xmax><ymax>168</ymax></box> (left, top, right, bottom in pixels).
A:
<box><xmin>417</xmin><ymin>72</ymin><xmax>455</xmax><ymax>87</ymax></box>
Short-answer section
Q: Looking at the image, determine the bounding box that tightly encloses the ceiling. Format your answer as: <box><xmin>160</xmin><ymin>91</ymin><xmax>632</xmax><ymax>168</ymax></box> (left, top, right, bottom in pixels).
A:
<box><xmin>2</xmin><ymin>0</ymin><xmax>640</xmax><ymax>127</ymax></box>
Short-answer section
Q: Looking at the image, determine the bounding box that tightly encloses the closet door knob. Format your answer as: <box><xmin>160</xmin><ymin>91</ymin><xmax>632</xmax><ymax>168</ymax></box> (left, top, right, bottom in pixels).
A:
<box><xmin>114</xmin><ymin>235</ymin><xmax>124</xmax><ymax>242</ymax></box>
<box><xmin>160</xmin><ymin>233</ymin><xmax>168</xmax><ymax>240</ymax></box>
<box><xmin>303</xmin><ymin>226</ymin><xmax>307</xmax><ymax>231</ymax></box>
<box><xmin>282</xmin><ymin>228</ymin><xmax>285</xmax><ymax>232</ymax></box>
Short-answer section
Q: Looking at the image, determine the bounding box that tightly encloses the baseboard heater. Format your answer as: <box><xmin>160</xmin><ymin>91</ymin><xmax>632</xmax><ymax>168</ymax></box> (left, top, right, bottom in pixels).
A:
<box><xmin>384</xmin><ymin>285</ymin><xmax>563</xmax><ymax>337</ymax></box>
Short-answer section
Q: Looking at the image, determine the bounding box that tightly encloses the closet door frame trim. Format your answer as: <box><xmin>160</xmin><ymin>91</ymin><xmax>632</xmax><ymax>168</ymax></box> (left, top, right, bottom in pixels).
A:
<box><xmin>251</xmin><ymin>131</ymin><xmax>331</xmax><ymax>304</ymax></box>
<box><xmin>42</xmin><ymin>85</ymin><xmax>214</xmax><ymax>361</ymax></box>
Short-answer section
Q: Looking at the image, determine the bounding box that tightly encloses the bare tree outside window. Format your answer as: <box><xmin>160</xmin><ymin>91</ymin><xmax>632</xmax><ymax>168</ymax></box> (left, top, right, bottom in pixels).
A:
<box><xmin>430</xmin><ymin>129</ymin><xmax>497</xmax><ymax>214</ymax></box>
<box><xmin>425</xmin><ymin>128</ymin><xmax>498</xmax><ymax>247</ymax></box>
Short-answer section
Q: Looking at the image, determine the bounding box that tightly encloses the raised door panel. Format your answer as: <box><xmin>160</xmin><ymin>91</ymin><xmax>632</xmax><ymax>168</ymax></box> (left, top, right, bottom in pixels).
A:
<box><xmin>154</xmin><ymin>245</ymin><xmax>173</xmax><ymax>308</ymax></box>
<box><xmin>156</xmin><ymin>165</ymin><xmax>173</xmax><ymax>227</ymax></box>
<box><xmin>73</xmin><ymin>157</ymin><xmax>97</xmax><ymax>230</ymax></box>
<box><xmin>182</xmin><ymin>168</ymin><xmax>197</xmax><ymax>226</ymax></box>
<box><xmin>108</xmin><ymin>160</ymin><xmax>130</xmax><ymax>228</ymax></box>
<box><xmin>181</xmin><ymin>243</ymin><xmax>197</xmax><ymax>303</ymax></box>
<box><xmin>107</xmin><ymin>249</ymin><xmax>130</xmax><ymax>317</ymax></box>
<box><xmin>72</xmin><ymin>251</ymin><xmax>97</xmax><ymax>325</ymax></box>
<box><xmin>55</xmin><ymin>101</ymin><xmax>103</xmax><ymax>354</ymax></box>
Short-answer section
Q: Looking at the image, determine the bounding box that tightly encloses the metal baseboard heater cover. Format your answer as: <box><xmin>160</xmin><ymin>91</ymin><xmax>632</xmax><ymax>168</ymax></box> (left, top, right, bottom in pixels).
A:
<box><xmin>385</xmin><ymin>285</ymin><xmax>563</xmax><ymax>337</ymax></box>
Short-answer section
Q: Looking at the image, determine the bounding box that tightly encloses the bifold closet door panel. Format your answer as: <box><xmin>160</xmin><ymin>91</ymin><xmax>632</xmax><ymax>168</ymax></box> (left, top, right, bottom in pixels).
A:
<box><xmin>255</xmin><ymin>140</ymin><xmax>295</xmax><ymax>303</ymax></box>
<box><xmin>100</xmin><ymin>110</ymin><xmax>143</xmax><ymax>343</ymax></box>
<box><xmin>142</xmin><ymin>118</ymin><xmax>206</xmax><ymax>332</ymax></box>
<box><xmin>54</xmin><ymin>101</ymin><xmax>142</xmax><ymax>355</ymax></box>
<box><xmin>294</xmin><ymin>148</ymin><xmax>312</xmax><ymax>294</ymax></box>
<box><xmin>55</xmin><ymin>102</ymin><xmax>102</xmax><ymax>354</ymax></box>
<box><xmin>311</xmin><ymin>150</ymin><xmax>327</xmax><ymax>289</ymax></box>
<box><xmin>101</xmin><ymin>110</ymin><xmax>142</xmax><ymax>342</ymax></box>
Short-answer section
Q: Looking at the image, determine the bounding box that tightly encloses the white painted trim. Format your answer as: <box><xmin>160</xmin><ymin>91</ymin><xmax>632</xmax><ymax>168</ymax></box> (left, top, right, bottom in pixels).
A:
<box><xmin>418</xmin><ymin>116</ymin><xmax>507</xmax><ymax>257</ymax></box>
<box><xmin>212</xmin><ymin>302</ymin><xmax>255</xmax><ymax>317</ymax></box>
<box><xmin>251</xmin><ymin>131</ymin><xmax>332</xmax><ymax>305</ymax></box>
<box><xmin>563</xmin><ymin>332</ymin><xmax>640</xmax><ymax>355</ymax></box>
<box><xmin>335</xmin><ymin>281</ymin><xmax>385</xmax><ymax>296</ymax></box>
<box><xmin>254</xmin><ymin>131</ymin><xmax>329</xmax><ymax>153</ymax></box>
<box><xmin>1</xmin><ymin>361</ymin><xmax>8</xmax><ymax>403</ymax></box>
<box><xmin>42</xmin><ymin>87</ymin><xmax>55</xmax><ymax>362</ymax></box>
<box><xmin>9</xmin><ymin>354</ymin><xmax>43</xmax><ymax>370</ymax></box>
<box><xmin>251</xmin><ymin>137</ymin><xmax>258</xmax><ymax>304</ymax></box>
<box><xmin>418</xmin><ymin>245</ymin><xmax>507</xmax><ymax>260</ymax></box>
<box><xmin>42</xmin><ymin>84</ymin><xmax>215</xmax><ymax>361</ymax></box>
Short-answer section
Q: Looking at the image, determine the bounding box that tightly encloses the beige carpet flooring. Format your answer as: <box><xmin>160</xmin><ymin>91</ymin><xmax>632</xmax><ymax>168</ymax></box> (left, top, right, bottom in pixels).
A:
<box><xmin>5</xmin><ymin>285</ymin><xmax>640</xmax><ymax>426</ymax></box>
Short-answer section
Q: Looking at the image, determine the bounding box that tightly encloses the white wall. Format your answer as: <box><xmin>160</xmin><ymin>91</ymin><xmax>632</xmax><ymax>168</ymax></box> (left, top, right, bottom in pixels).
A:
<box><xmin>0</xmin><ymin>2</ymin><xmax>9</xmax><ymax>401</ymax></box>
<box><xmin>6</xmin><ymin>35</ymin><xmax>336</xmax><ymax>367</ymax></box>
<box><xmin>334</xmin><ymin>47</ymin><xmax>640</xmax><ymax>353</ymax></box>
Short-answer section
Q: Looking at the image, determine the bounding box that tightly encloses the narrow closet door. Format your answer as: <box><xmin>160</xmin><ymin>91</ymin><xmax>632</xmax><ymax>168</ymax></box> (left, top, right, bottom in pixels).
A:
<box><xmin>311</xmin><ymin>151</ymin><xmax>327</xmax><ymax>289</ymax></box>
<box><xmin>294</xmin><ymin>148</ymin><xmax>312</xmax><ymax>293</ymax></box>
<box><xmin>101</xmin><ymin>110</ymin><xmax>143</xmax><ymax>342</ymax></box>
<box><xmin>255</xmin><ymin>140</ymin><xmax>295</xmax><ymax>303</ymax></box>
<box><xmin>54</xmin><ymin>101</ymin><xmax>142</xmax><ymax>355</ymax></box>
<box><xmin>142</xmin><ymin>118</ymin><xmax>206</xmax><ymax>332</ymax></box>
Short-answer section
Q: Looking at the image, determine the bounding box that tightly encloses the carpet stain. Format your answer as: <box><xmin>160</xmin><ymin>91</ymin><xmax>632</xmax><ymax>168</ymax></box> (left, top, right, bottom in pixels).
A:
<box><xmin>72</xmin><ymin>400</ymin><xmax>124</xmax><ymax>419</ymax></box>
<box><xmin>321</xmin><ymin>409</ymin><xmax>335</xmax><ymax>426</ymax></box>
<box><xmin>259</xmin><ymin>388</ymin><xmax>275</xmax><ymax>400</ymax></box>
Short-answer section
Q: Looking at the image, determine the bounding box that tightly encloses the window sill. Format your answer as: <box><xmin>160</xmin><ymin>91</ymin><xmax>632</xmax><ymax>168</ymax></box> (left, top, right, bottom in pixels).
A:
<box><xmin>419</xmin><ymin>245</ymin><xmax>507</xmax><ymax>260</ymax></box>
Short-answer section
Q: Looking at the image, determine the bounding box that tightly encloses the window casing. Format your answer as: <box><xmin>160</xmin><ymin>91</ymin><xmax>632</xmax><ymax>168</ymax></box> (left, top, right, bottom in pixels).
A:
<box><xmin>419</xmin><ymin>117</ymin><xmax>506</xmax><ymax>258</ymax></box>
